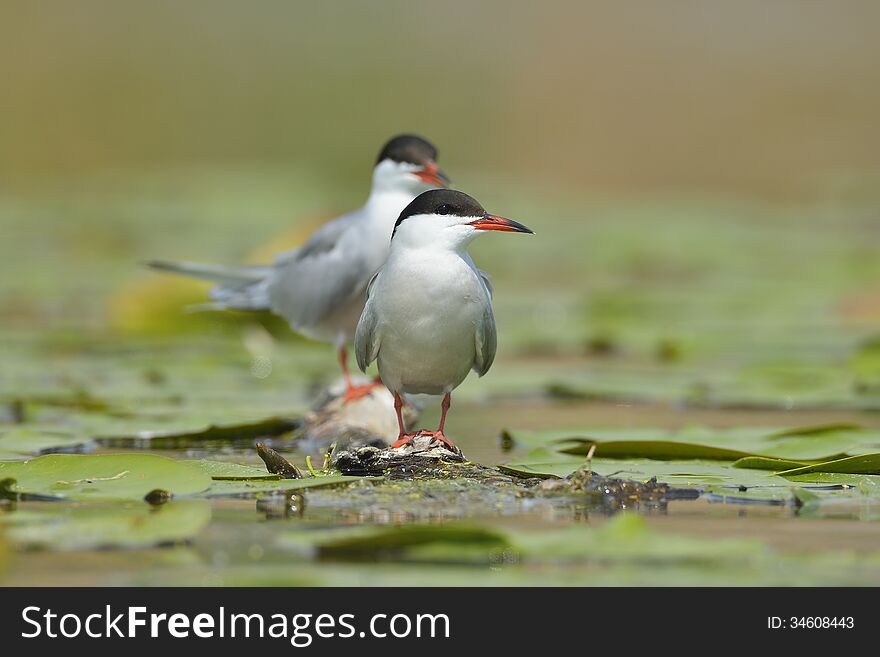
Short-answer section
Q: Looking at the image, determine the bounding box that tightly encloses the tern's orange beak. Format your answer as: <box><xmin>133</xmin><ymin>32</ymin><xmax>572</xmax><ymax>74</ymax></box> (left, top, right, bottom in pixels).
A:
<box><xmin>469</xmin><ymin>214</ymin><xmax>534</xmax><ymax>234</ymax></box>
<box><xmin>414</xmin><ymin>161</ymin><xmax>450</xmax><ymax>187</ymax></box>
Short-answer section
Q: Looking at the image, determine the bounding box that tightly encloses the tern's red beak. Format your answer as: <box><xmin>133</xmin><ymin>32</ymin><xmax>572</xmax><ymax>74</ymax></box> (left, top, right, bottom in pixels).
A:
<box><xmin>469</xmin><ymin>214</ymin><xmax>534</xmax><ymax>234</ymax></box>
<box><xmin>414</xmin><ymin>161</ymin><xmax>450</xmax><ymax>187</ymax></box>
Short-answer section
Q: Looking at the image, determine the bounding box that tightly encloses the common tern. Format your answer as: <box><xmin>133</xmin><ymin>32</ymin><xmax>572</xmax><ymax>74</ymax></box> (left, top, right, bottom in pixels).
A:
<box><xmin>354</xmin><ymin>189</ymin><xmax>533</xmax><ymax>449</ymax></box>
<box><xmin>148</xmin><ymin>134</ymin><xmax>449</xmax><ymax>401</ymax></box>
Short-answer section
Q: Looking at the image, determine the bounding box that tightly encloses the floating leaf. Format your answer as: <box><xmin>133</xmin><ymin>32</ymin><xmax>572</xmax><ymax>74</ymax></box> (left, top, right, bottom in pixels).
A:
<box><xmin>201</xmin><ymin>474</ymin><xmax>367</xmax><ymax>497</ymax></box>
<box><xmin>504</xmin><ymin>425</ymin><xmax>880</xmax><ymax>463</ymax></box>
<box><xmin>501</xmin><ymin>455</ymin><xmax>793</xmax><ymax>488</ymax></box>
<box><xmin>702</xmin><ymin>486</ymin><xmax>795</xmax><ymax>505</ymax></box>
<box><xmin>96</xmin><ymin>416</ymin><xmax>299</xmax><ymax>449</ymax></box>
<box><xmin>278</xmin><ymin>524</ymin><xmax>508</xmax><ymax>559</ymax></box>
<box><xmin>776</xmin><ymin>453</ymin><xmax>880</xmax><ymax>477</ymax></box>
<box><xmin>792</xmin><ymin>487</ymin><xmax>822</xmax><ymax>513</ymax></box>
<box><xmin>3</xmin><ymin>500</ymin><xmax>211</xmax><ymax>550</ymax></box>
<box><xmin>785</xmin><ymin>472</ymin><xmax>880</xmax><ymax>491</ymax></box>
<box><xmin>559</xmin><ymin>440</ymin><xmax>754</xmax><ymax>461</ymax></box>
<box><xmin>276</xmin><ymin>514</ymin><xmax>764</xmax><ymax>566</ymax></box>
<box><xmin>181</xmin><ymin>460</ymin><xmax>280</xmax><ymax>480</ymax></box>
<box><xmin>0</xmin><ymin>428</ymin><xmax>94</xmax><ymax>457</ymax></box>
<box><xmin>766</xmin><ymin>423</ymin><xmax>863</xmax><ymax>438</ymax></box>
<box><xmin>732</xmin><ymin>456</ymin><xmax>811</xmax><ymax>471</ymax></box>
<box><xmin>0</xmin><ymin>454</ymin><xmax>212</xmax><ymax>501</ymax></box>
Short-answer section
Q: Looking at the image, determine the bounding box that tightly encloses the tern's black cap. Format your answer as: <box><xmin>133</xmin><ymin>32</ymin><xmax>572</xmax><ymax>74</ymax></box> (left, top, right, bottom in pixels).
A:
<box><xmin>392</xmin><ymin>189</ymin><xmax>486</xmax><ymax>237</ymax></box>
<box><xmin>376</xmin><ymin>134</ymin><xmax>438</xmax><ymax>166</ymax></box>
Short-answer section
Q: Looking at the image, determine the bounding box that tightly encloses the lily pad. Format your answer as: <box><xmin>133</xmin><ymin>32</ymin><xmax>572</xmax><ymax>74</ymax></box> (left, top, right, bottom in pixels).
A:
<box><xmin>766</xmin><ymin>423</ymin><xmax>864</xmax><ymax>438</ymax></box>
<box><xmin>0</xmin><ymin>428</ymin><xmax>94</xmax><ymax>457</ymax></box>
<box><xmin>786</xmin><ymin>472</ymin><xmax>880</xmax><ymax>491</ymax></box>
<box><xmin>501</xmin><ymin>454</ymin><xmax>794</xmax><ymax>488</ymax></box>
<box><xmin>96</xmin><ymin>416</ymin><xmax>299</xmax><ymax>449</ymax></box>
<box><xmin>276</xmin><ymin>514</ymin><xmax>764</xmax><ymax>566</ymax></box>
<box><xmin>3</xmin><ymin>500</ymin><xmax>211</xmax><ymax>550</ymax></box>
<box><xmin>505</xmin><ymin>425</ymin><xmax>880</xmax><ymax>463</ymax></box>
<box><xmin>0</xmin><ymin>454</ymin><xmax>212</xmax><ymax>501</ymax></box>
<box><xmin>181</xmin><ymin>460</ymin><xmax>280</xmax><ymax>480</ymax></box>
<box><xmin>278</xmin><ymin>524</ymin><xmax>508</xmax><ymax>559</ymax></box>
<box><xmin>559</xmin><ymin>440</ymin><xmax>754</xmax><ymax>461</ymax></box>
<box><xmin>201</xmin><ymin>474</ymin><xmax>367</xmax><ymax>497</ymax></box>
<box><xmin>776</xmin><ymin>453</ymin><xmax>880</xmax><ymax>477</ymax></box>
<box><xmin>732</xmin><ymin>456</ymin><xmax>811</xmax><ymax>471</ymax></box>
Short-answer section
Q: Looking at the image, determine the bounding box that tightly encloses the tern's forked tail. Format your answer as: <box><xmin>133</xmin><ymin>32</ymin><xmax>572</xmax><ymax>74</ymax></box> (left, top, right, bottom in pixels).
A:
<box><xmin>145</xmin><ymin>259</ymin><xmax>273</xmax><ymax>312</ymax></box>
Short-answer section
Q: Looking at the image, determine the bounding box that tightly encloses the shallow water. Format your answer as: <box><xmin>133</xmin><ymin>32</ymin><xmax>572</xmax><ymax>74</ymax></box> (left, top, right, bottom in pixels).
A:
<box><xmin>4</xmin><ymin>391</ymin><xmax>880</xmax><ymax>587</ymax></box>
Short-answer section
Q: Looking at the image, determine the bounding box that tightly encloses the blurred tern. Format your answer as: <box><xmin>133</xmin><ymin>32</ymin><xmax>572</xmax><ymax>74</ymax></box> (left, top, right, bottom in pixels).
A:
<box><xmin>355</xmin><ymin>189</ymin><xmax>533</xmax><ymax>449</ymax></box>
<box><xmin>148</xmin><ymin>135</ymin><xmax>449</xmax><ymax>401</ymax></box>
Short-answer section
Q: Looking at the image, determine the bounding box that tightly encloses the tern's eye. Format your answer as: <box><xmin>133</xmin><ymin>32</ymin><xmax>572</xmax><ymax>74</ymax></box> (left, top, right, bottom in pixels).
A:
<box><xmin>437</xmin><ymin>204</ymin><xmax>451</xmax><ymax>216</ymax></box>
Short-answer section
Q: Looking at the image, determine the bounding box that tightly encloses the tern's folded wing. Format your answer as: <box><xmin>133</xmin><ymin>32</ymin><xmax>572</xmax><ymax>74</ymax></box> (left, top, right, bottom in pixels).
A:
<box><xmin>473</xmin><ymin>302</ymin><xmax>497</xmax><ymax>377</ymax></box>
<box><xmin>354</xmin><ymin>295</ymin><xmax>381</xmax><ymax>372</ymax></box>
<box><xmin>267</xmin><ymin>214</ymin><xmax>370</xmax><ymax>329</ymax></box>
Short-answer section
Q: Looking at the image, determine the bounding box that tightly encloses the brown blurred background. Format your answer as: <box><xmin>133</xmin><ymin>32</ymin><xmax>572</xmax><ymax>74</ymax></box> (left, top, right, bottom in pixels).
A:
<box><xmin>2</xmin><ymin>0</ymin><xmax>879</xmax><ymax>196</ymax></box>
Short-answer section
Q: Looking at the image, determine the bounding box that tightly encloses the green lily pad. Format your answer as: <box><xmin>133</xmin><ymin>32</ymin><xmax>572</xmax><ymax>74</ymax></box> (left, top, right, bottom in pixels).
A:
<box><xmin>732</xmin><ymin>456</ymin><xmax>812</xmax><ymax>471</ymax></box>
<box><xmin>181</xmin><ymin>460</ymin><xmax>279</xmax><ymax>480</ymax></box>
<box><xmin>786</xmin><ymin>472</ymin><xmax>880</xmax><ymax>491</ymax></box>
<box><xmin>505</xmin><ymin>425</ymin><xmax>880</xmax><ymax>463</ymax></box>
<box><xmin>96</xmin><ymin>416</ymin><xmax>299</xmax><ymax>448</ymax></box>
<box><xmin>3</xmin><ymin>500</ymin><xmax>211</xmax><ymax>550</ymax></box>
<box><xmin>703</xmin><ymin>486</ymin><xmax>797</xmax><ymax>504</ymax></box>
<box><xmin>559</xmin><ymin>440</ymin><xmax>754</xmax><ymax>461</ymax></box>
<box><xmin>276</xmin><ymin>514</ymin><xmax>764</xmax><ymax>566</ymax></box>
<box><xmin>776</xmin><ymin>453</ymin><xmax>880</xmax><ymax>477</ymax></box>
<box><xmin>791</xmin><ymin>487</ymin><xmax>822</xmax><ymax>513</ymax></box>
<box><xmin>0</xmin><ymin>428</ymin><xmax>94</xmax><ymax>457</ymax></box>
<box><xmin>278</xmin><ymin>524</ymin><xmax>508</xmax><ymax>559</ymax></box>
<box><xmin>766</xmin><ymin>423</ymin><xmax>864</xmax><ymax>438</ymax></box>
<box><xmin>0</xmin><ymin>454</ymin><xmax>212</xmax><ymax>501</ymax></box>
<box><xmin>201</xmin><ymin>474</ymin><xmax>367</xmax><ymax>497</ymax></box>
<box><xmin>501</xmin><ymin>455</ymin><xmax>793</xmax><ymax>488</ymax></box>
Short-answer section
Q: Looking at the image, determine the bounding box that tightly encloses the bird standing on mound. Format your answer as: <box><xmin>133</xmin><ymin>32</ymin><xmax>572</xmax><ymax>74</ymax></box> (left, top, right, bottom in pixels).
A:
<box><xmin>148</xmin><ymin>135</ymin><xmax>449</xmax><ymax>402</ymax></box>
<box><xmin>355</xmin><ymin>189</ymin><xmax>533</xmax><ymax>449</ymax></box>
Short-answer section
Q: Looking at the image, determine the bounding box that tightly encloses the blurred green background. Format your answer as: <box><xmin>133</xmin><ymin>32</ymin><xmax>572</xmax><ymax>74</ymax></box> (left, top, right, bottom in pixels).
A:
<box><xmin>2</xmin><ymin>0</ymin><xmax>880</xmax><ymax>588</ymax></box>
<box><xmin>0</xmin><ymin>0</ymin><xmax>878</xmax><ymax>406</ymax></box>
<box><xmin>3</xmin><ymin>1</ymin><xmax>880</xmax><ymax>192</ymax></box>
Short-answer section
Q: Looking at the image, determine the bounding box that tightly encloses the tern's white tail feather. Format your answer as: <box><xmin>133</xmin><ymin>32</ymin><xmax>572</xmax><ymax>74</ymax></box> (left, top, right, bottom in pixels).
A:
<box><xmin>146</xmin><ymin>260</ymin><xmax>273</xmax><ymax>311</ymax></box>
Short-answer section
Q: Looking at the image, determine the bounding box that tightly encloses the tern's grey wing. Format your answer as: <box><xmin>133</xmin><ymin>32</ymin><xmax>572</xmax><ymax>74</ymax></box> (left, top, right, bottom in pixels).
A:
<box><xmin>266</xmin><ymin>212</ymin><xmax>371</xmax><ymax>330</ymax></box>
<box><xmin>354</xmin><ymin>289</ymin><xmax>381</xmax><ymax>372</ymax></box>
<box><xmin>477</xmin><ymin>268</ymin><xmax>494</xmax><ymax>300</ymax></box>
<box><xmin>271</xmin><ymin>212</ymin><xmax>355</xmax><ymax>266</ymax></box>
<box><xmin>473</xmin><ymin>302</ymin><xmax>497</xmax><ymax>377</ymax></box>
<box><xmin>463</xmin><ymin>254</ymin><xmax>493</xmax><ymax>300</ymax></box>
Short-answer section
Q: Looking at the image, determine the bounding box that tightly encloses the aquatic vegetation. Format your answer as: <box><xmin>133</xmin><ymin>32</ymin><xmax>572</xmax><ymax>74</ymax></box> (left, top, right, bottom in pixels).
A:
<box><xmin>1</xmin><ymin>173</ymin><xmax>879</xmax><ymax>585</ymax></box>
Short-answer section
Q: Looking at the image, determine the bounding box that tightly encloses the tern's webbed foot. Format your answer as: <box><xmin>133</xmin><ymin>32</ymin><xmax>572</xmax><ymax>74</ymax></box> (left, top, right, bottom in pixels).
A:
<box><xmin>417</xmin><ymin>430</ymin><xmax>457</xmax><ymax>450</ymax></box>
<box><xmin>342</xmin><ymin>381</ymin><xmax>383</xmax><ymax>403</ymax></box>
<box><xmin>391</xmin><ymin>430</ymin><xmax>457</xmax><ymax>451</ymax></box>
<box><xmin>390</xmin><ymin>433</ymin><xmax>420</xmax><ymax>449</ymax></box>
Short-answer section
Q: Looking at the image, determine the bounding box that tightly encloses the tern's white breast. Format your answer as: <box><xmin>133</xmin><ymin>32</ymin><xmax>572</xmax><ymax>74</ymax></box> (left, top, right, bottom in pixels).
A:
<box><xmin>372</xmin><ymin>248</ymin><xmax>491</xmax><ymax>395</ymax></box>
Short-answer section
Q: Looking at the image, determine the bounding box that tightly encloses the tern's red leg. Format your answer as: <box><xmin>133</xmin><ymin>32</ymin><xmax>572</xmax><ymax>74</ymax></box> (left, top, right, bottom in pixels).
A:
<box><xmin>426</xmin><ymin>394</ymin><xmax>456</xmax><ymax>449</ymax></box>
<box><xmin>438</xmin><ymin>392</ymin><xmax>451</xmax><ymax>434</ymax></box>
<box><xmin>338</xmin><ymin>346</ymin><xmax>381</xmax><ymax>402</ymax></box>
<box><xmin>390</xmin><ymin>392</ymin><xmax>419</xmax><ymax>448</ymax></box>
<box><xmin>397</xmin><ymin>393</ymin><xmax>457</xmax><ymax>450</ymax></box>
